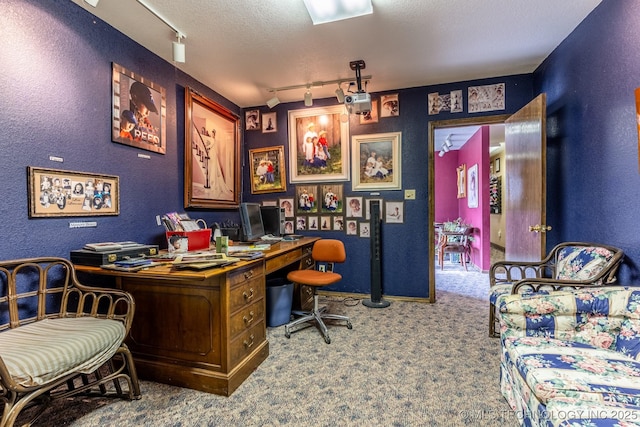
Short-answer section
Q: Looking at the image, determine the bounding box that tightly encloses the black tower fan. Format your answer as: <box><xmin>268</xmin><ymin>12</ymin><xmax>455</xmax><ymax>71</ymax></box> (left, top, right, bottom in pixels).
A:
<box><xmin>362</xmin><ymin>200</ymin><xmax>390</xmax><ymax>308</ymax></box>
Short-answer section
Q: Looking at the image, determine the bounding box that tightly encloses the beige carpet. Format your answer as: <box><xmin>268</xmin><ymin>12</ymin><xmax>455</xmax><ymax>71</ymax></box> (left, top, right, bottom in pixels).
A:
<box><xmin>20</xmin><ymin>269</ymin><xmax>518</xmax><ymax>427</ymax></box>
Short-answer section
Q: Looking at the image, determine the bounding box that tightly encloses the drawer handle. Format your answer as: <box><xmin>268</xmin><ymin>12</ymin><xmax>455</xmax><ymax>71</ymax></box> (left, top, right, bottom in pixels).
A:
<box><xmin>304</xmin><ymin>258</ymin><xmax>313</xmax><ymax>267</ymax></box>
<box><xmin>244</xmin><ymin>334</ymin><xmax>255</xmax><ymax>349</ymax></box>
<box><xmin>244</xmin><ymin>270</ymin><xmax>254</xmax><ymax>280</ymax></box>
<box><xmin>243</xmin><ymin>288</ymin><xmax>254</xmax><ymax>301</ymax></box>
<box><xmin>243</xmin><ymin>311</ymin><xmax>255</xmax><ymax>325</ymax></box>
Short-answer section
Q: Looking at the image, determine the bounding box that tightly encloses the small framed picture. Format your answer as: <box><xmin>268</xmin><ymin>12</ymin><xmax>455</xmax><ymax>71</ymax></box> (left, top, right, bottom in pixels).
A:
<box><xmin>380</xmin><ymin>93</ymin><xmax>399</xmax><ymax>117</ymax></box>
<box><xmin>346</xmin><ymin>220</ymin><xmax>358</xmax><ymax>235</ymax></box>
<box><xmin>279</xmin><ymin>198</ymin><xmax>294</xmax><ymax>218</ymax></box>
<box><xmin>359</xmin><ymin>222</ymin><xmax>371</xmax><ymax>238</ymax></box>
<box><xmin>308</xmin><ymin>216</ymin><xmax>319</xmax><ymax>231</ymax></box>
<box><xmin>295</xmin><ymin>185</ymin><xmax>318</xmax><ymax>214</ymax></box>
<box><xmin>320</xmin><ymin>216</ymin><xmax>332</xmax><ymax>230</ymax></box>
<box><xmin>283</xmin><ymin>220</ymin><xmax>294</xmax><ymax>234</ymax></box>
<box><xmin>296</xmin><ymin>216</ymin><xmax>307</xmax><ymax>231</ymax></box>
<box><xmin>495</xmin><ymin>158</ymin><xmax>501</xmax><ymax>173</ymax></box>
<box><xmin>262</xmin><ymin>112</ymin><xmax>277</xmax><ymax>133</ymax></box>
<box><xmin>365</xmin><ymin>198</ymin><xmax>383</xmax><ymax>220</ymax></box>
<box><xmin>333</xmin><ymin>216</ymin><xmax>344</xmax><ymax>231</ymax></box>
<box><xmin>248</xmin><ymin>145</ymin><xmax>286</xmax><ymax>194</ymax></box>
<box><xmin>321</xmin><ymin>184</ymin><xmax>343</xmax><ymax>213</ymax></box>
<box><xmin>359</xmin><ymin>99</ymin><xmax>379</xmax><ymax>124</ymax></box>
<box><xmin>245</xmin><ymin>109</ymin><xmax>260</xmax><ymax>130</ymax></box>
<box><xmin>346</xmin><ymin>196</ymin><xmax>363</xmax><ymax>218</ymax></box>
<box><xmin>385</xmin><ymin>201</ymin><xmax>404</xmax><ymax>223</ymax></box>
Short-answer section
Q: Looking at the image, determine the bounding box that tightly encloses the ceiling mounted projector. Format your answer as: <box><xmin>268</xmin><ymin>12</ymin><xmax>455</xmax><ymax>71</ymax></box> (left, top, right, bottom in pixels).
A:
<box><xmin>344</xmin><ymin>59</ymin><xmax>371</xmax><ymax>114</ymax></box>
<box><xmin>345</xmin><ymin>92</ymin><xmax>372</xmax><ymax>114</ymax></box>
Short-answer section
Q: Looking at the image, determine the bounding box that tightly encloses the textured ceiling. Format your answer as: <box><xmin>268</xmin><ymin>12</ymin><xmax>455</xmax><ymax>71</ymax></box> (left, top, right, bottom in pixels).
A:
<box><xmin>71</xmin><ymin>0</ymin><xmax>601</xmax><ymax>108</ymax></box>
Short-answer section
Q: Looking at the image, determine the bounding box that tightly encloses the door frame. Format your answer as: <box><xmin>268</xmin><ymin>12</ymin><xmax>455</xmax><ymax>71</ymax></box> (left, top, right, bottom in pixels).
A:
<box><xmin>428</xmin><ymin>114</ymin><xmax>510</xmax><ymax>303</ymax></box>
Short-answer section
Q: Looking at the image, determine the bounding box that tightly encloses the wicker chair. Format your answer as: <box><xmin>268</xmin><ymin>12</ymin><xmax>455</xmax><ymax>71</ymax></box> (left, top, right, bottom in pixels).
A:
<box><xmin>488</xmin><ymin>242</ymin><xmax>624</xmax><ymax>337</ymax></box>
<box><xmin>0</xmin><ymin>258</ymin><xmax>140</xmax><ymax>427</ymax></box>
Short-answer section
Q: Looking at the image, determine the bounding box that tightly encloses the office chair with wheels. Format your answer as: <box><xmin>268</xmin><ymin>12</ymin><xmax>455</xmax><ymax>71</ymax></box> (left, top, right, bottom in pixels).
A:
<box><xmin>284</xmin><ymin>239</ymin><xmax>352</xmax><ymax>344</ymax></box>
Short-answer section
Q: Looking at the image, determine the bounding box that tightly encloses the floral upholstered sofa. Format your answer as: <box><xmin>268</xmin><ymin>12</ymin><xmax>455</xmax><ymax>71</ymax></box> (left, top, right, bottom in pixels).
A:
<box><xmin>499</xmin><ymin>286</ymin><xmax>640</xmax><ymax>427</ymax></box>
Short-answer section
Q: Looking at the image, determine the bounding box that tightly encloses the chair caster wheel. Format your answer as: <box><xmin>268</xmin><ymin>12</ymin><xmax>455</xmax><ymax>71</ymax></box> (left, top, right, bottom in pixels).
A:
<box><xmin>347</xmin><ymin>321</ymin><xmax>352</xmax><ymax>329</ymax></box>
<box><xmin>324</xmin><ymin>335</ymin><xmax>331</xmax><ymax>344</ymax></box>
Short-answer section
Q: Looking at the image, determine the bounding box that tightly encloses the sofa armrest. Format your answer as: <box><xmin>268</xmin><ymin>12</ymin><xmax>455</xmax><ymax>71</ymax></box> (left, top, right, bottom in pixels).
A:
<box><xmin>489</xmin><ymin>259</ymin><xmax>555</xmax><ymax>287</ymax></box>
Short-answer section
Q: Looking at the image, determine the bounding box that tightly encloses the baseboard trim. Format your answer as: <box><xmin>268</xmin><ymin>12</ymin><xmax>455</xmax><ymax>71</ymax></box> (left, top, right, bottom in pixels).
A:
<box><xmin>318</xmin><ymin>290</ymin><xmax>431</xmax><ymax>304</ymax></box>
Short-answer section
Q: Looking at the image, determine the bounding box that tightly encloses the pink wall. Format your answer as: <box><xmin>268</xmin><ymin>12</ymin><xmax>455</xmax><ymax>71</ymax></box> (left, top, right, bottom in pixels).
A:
<box><xmin>435</xmin><ymin>127</ymin><xmax>491</xmax><ymax>271</ymax></box>
<box><xmin>434</xmin><ymin>151</ymin><xmax>460</xmax><ymax>223</ymax></box>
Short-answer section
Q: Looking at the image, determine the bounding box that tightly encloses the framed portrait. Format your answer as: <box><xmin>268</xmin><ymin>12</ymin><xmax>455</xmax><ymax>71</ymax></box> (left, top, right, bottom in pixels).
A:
<box><xmin>320</xmin><ymin>184</ymin><xmax>343</xmax><ymax>213</ymax></box>
<box><xmin>359</xmin><ymin>99</ymin><xmax>379</xmax><ymax>124</ymax></box>
<box><xmin>346</xmin><ymin>220</ymin><xmax>358</xmax><ymax>235</ymax></box>
<box><xmin>27</xmin><ymin>167</ymin><xmax>119</xmax><ymax>218</ymax></box>
<box><xmin>296</xmin><ymin>216</ymin><xmax>307</xmax><ymax>231</ymax></box>
<box><xmin>365</xmin><ymin>198</ymin><xmax>383</xmax><ymax>220</ymax></box>
<box><xmin>345</xmin><ymin>196</ymin><xmax>363</xmax><ymax>218</ymax></box>
<box><xmin>245</xmin><ymin>109</ymin><xmax>260</xmax><ymax>131</ymax></box>
<box><xmin>288</xmin><ymin>105</ymin><xmax>350</xmax><ymax>183</ymax></box>
<box><xmin>295</xmin><ymin>185</ymin><xmax>318</xmax><ymax>214</ymax></box>
<box><xmin>248</xmin><ymin>145</ymin><xmax>286</xmax><ymax>194</ymax></box>
<box><xmin>279</xmin><ymin>198</ymin><xmax>294</xmax><ymax>218</ymax></box>
<box><xmin>457</xmin><ymin>164</ymin><xmax>467</xmax><ymax>198</ymax></box>
<box><xmin>112</xmin><ymin>63</ymin><xmax>166</xmax><ymax>154</ymax></box>
<box><xmin>283</xmin><ymin>220</ymin><xmax>294</xmax><ymax>234</ymax></box>
<box><xmin>380</xmin><ymin>93</ymin><xmax>399</xmax><ymax>117</ymax></box>
<box><xmin>352</xmin><ymin>132</ymin><xmax>402</xmax><ymax>191</ymax></box>
<box><xmin>320</xmin><ymin>216</ymin><xmax>332</xmax><ymax>231</ymax></box>
<box><xmin>385</xmin><ymin>201</ymin><xmax>404</xmax><ymax>224</ymax></box>
<box><xmin>468</xmin><ymin>163</ymin><xmax>479</xmax><ymax>208</ymax></box>
<box><xmin>262</xmin><ymin>112</ymin><xmax>277</xmax><ymax>133</ymax></box>
<box><xmin>184</xmin><ymin>88</ymin><xmax>240</xmax><ymax>209</ymax></box>
<box><xmin>308</xmin><ymin>216</ymin><xmax>319</xmax><ymax>231</ymax></box>
<box><xmin>333</xmin><ymin>216</ymin><xmax>344</xmax><ymax>231</ymax></box>
<box><xmin>359</xmin><ymin>222</ymin><xmax>371</xmax><ymax>238</ymax></box>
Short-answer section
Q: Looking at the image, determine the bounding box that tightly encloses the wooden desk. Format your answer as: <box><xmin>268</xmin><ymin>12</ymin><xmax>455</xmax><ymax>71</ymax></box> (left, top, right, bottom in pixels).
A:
<box><xmin>75</xmin><ymin>236</ymin><xmax>319</xmax><ymax>396</ymax></box>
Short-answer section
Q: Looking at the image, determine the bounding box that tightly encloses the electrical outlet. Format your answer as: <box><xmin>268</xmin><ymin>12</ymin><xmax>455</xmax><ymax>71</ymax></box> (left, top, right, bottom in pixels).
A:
<box><xmin>404</xmin><ymin>189</ymin><xmax>416</xmax><ymax>200</ymax></box>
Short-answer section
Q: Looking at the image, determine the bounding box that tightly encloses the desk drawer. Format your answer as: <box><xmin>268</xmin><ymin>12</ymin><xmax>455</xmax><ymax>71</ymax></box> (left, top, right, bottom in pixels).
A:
<box><xmin>229</xmin><ymin>300</ymin><xmax>264</xmax><ymax>338</ymax></box>
<box><xmin>229</xmin><ymin>277</ymin><xmax>265</xmax><ymax>314</ymax></box>
<box><xmin>230</xmin><ymin>321</ymin><xmax>266</xmax><ymax>366</ymax></box>
<box><xmin>266</xmin><ymin>248</ymin><xmax>302</xmax><ymax>273</ymax></box>
<box><xmin>228</xmin><ymin>262</ymin><xmax>263</xmax><ymax>288</ymax></box>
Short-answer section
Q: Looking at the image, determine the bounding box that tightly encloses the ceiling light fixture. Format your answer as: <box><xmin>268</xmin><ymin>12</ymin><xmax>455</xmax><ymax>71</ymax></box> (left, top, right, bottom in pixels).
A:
<box><xmin>335</xmin><ymin>84</ymin><xmax>345</xmax><ymax>103</ymax></box>
<box><xmin>134</xmin><ymin>0</ymin><xmax>187</xmax><ymax>63</ymax></box>
<box><xmin>266</xmin><ymin>93</ymin><xmax>281</xmax><ymax>108</ymax></box>
<box><xmin>266</xmin><ymin>74</ymin><xmax>372</xmax><ymax>107</ymax></box>
<box><xmin>172</xmin><ymin>33</ymin><xmax>185</xmax><ymax>63</ymax></box>
<box><xmin>304</xmin><ymin>86</ymin><xmax>313</xmax><ymax>107</ymax></box>
<box><xmin>303</xmin><ymin>0</ymin><xmax>373</xmax><ymax>25</ymax></box>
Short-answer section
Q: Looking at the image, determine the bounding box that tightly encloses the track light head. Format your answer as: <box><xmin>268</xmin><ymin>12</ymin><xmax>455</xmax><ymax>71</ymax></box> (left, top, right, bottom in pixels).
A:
<box><xmin>304</xmin><ymin>87</ymin><xmax>313</xmax><ymax>107</ymax></box>
<box><xmin>441</xmin><ymin>143</ymin><xmax>450</xmax><ymax>153</ymax></box>
<box><xmin>438</xmin><ymin>150</ymin><xmax>445</xmax><ymax>157</ymax></box>
<box><xmin>444</xmin><ymin>135</ymin><xmax>453</xmax><ymax>148</ymax></box>
<box><xmin>172</xmin><ymin>33</ymin><xmax>185</xmax><ymax>63</ymax></box>
<box><xmin>266</xmin><ymin>94</ymin><xmax>280</xmax><ymax>108</ymax></box>
<box><xmin>335</xmin><ymin>85</ymin><xmax>345</xmax><ymax>103</ymax></box>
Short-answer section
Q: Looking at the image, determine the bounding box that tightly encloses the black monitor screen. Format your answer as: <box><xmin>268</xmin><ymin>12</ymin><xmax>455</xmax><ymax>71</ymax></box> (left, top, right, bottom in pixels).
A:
<box><xmin>239</xmin><ymin>202</ymin><xmax>265</xmax><ymax>241</ymax></box>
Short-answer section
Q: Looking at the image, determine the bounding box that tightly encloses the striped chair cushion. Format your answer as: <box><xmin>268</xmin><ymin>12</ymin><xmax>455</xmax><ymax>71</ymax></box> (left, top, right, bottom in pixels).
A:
<box><xmin>0</xmin><ymin>317</ymin><xmax>125</xmax><ymax>387</ymax></box>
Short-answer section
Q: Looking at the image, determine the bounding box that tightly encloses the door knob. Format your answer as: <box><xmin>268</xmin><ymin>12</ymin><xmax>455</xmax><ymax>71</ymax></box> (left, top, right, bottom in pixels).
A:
<box><xmin>528</xmin><ymin>224</ymin><xmax>552</xmax><ymax>233</ymax></box>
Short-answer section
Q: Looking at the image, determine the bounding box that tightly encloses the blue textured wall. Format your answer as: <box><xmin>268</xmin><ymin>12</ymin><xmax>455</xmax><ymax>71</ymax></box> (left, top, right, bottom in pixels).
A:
<box><xmin>0</xmin><ymin>0</ymin><xmax>537</xmax><ymax>298</ymax></box>
<box><xmin>534</xmin><ymin>0</ymin><xmax>640</xmax><ymax>283</ymax></box>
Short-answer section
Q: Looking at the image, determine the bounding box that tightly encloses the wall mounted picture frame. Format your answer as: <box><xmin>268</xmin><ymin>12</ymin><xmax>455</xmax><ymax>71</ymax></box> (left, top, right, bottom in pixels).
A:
<box><xmin>346</xmin><ymin>220</ymin><xmax>358</xmax><ymax>235</ymax></box>
<box><xmin>495</xmin><ymin>157</ymin><xmax>501</xmax><ymax>173</ymax></box>
<box><xmin>380</xmin><ymin>93</ymin><xmax>399</xmax><ymax>117</ymax></box>
<box><xmin>320</xmin><ymin>184</ymin><xmax>343</xmax><ymax>213</ymax></box>
<box><xmin>352</xmin><ymin>132</ymin><xmax>402</xmax><ymax>191</ymax></box>
<box><xmin>112</xmin><ymin>63</ymin><xmax>166</xmax><ymax>154</ymax></box>
<box><xmin>248</xmin><ymin>145</ymin><xmax>286</xmax><ymax>194</ymax></box>
<box><xmin>365</xmin><ymin>198</ymin><xmax>383</xmax><ymax>220</ymax></box>
<box><xmin>333</xmin><ymin>216</ymin><xmax>344</xmax><ymax>231</ymax></box>
<box><xmin>288</xmin><ymin>105</ymin><xmax>350</xmax><ymax>183</ymax></box>
<box><xmin>295</xmin><ymin>185</ymin><xmax>318</xmax><ymax>214</ymax></box>
<box><xmin>456</xmin><ymin>164</ymin><xmax>467</xmax><ymax>198</ymax></box>
<box><xmin>245</xmin><ymin>109</ymin><xmax>260</xmax><ymax>131</ymax></box>
<box><xmin>359</xmin><ymin>99</ymin><xmax>379</xmax><ymax>124</ymax></box>
<box><xmin>359</xmin><ymin>222</ymin><xmax>371</xmax><ymax>238</ymax></box>
<box><xmin>279</xmin><ymin>198</ymin><xmax>294</xmax><ymax>218</ymax></box>
<box><xmin>468</xmin><ymin>163</ymin><xmax>479</xmax><ymax>208</ymax></box>
<box><xmin>345</xmin><ymin>196</ymin><xmax>363</xmax><ymax>218</ymax></box>
<box><xmin>184</xmin><ymin>88</ymin><xmax>240</xmax><ymax>209</ymax></box>
<box><xmin>27</xmin><ymin>166</ymin><xmax>119</xmax><ymax>218</ymax></box>
<box><xmin>262</xmin><ymin>112</ymin><xmax>277</xmax><ymax>133</ymax></box>
<box><xmin>385</xmin><ymin>201</ymin><xmax>404</xmax><ymax>223</ymax></box>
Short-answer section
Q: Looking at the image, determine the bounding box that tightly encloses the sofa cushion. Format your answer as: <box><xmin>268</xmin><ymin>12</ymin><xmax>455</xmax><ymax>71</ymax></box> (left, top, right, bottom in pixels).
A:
<box><xmin>555</xmin><ymin>246</ymin><xmax>614</xmax><ymax>282</ymax></box>
<box><xmin>0</xmin><ymin>317</ymin><xmax>125</xmax><ymax>387</ymax></box>
<box><xmin>505</xmin><ymin>336</ymin><xmax>640</xmax><ymax>408</ymax></box>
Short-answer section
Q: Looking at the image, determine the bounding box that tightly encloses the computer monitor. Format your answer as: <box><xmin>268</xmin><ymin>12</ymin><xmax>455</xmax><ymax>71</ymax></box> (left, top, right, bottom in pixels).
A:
<box><xmin>260</xmin><ymin>206</ymin><xmax>285</xmax><ymax>236</ymax></box>
<box><xmin>239</xmin><ymin>202</ymin><xmax>265</xmax><ymax>242</ymax></box>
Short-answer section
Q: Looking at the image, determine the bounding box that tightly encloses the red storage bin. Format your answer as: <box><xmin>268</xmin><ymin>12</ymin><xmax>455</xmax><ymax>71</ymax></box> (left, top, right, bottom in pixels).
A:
<box><xmin>166</xmin><ymin>229</ymin><xmax>211</xmax><ymax>252</ymax></box>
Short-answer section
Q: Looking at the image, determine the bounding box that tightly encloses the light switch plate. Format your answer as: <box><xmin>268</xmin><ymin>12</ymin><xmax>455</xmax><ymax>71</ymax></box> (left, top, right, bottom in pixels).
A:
<box><xmin>405</xmin><ymin>189</ymin><xmax>416</xmax><ymax>200</ymax></box>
